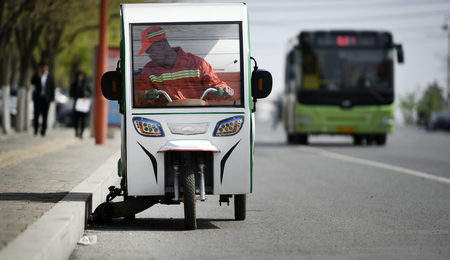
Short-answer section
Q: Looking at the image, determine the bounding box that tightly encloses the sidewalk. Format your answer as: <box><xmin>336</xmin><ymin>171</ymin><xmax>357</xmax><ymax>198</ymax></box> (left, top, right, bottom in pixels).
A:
<box><xmin>0</xmin><ymin>128</ymin><xmax>120</xmax><ymax>252</ymax></box>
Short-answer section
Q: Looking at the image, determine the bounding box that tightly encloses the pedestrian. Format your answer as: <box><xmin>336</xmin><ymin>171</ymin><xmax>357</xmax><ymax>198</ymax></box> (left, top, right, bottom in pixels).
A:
<box><xmin>31</xmin><ymin>62</ymin><xmax>56</xmax><ymax>137</ymax></box>
<box><xmin>69</xmin><ymin>71</ymin><xmax>92</xmax><ymax>139</ymax></box>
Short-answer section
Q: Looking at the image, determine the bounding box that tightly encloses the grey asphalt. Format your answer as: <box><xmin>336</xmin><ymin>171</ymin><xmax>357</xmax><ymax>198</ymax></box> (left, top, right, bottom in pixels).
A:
<box><xmin>71</xmin><ymin>122</ymin><xmax>450</xmax><ymax>259</ymax></box>
<box><xmin>0</xmin><ymin>128</ymin><xmax>120</xmax><ymax>250</ymax></box>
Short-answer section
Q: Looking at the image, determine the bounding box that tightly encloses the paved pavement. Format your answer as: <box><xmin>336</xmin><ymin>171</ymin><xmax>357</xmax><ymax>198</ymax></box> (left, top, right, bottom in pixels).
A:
<box><xmin>71</xmin><ymin>122</ymin><xmax>450</xmax><ymax>259</ymax></box>
<box><xmin>0</xmin><ymin>128</ymin><xmax>120</xmax><ymax>250</ymax></box>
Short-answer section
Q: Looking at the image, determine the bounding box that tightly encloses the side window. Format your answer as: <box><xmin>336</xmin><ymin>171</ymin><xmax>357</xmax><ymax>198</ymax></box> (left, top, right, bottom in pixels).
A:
<box><xmin>285</xmin><ymin>50</ymin><xmax>296</xmax><ymax>94</ymax></box>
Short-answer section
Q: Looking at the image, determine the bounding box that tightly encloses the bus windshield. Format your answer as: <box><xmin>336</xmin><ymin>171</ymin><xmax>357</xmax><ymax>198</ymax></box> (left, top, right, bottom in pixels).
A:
<box><xmin>301</xmin><ymin>47</ymin><xmax>393</xmax><ymax>91</ymax></box>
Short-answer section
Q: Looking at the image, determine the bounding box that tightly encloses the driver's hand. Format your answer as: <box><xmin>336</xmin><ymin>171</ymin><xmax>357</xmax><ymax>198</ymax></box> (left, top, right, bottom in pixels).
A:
<box><xmin>145</xmin><ymin>89</ymin><xmax>160</xmax><ymax>100</ymax></box>
<box><xmin>215</xmin><ymin>86</ymin><xmax>234</xmax><ymax>98</ymax></box>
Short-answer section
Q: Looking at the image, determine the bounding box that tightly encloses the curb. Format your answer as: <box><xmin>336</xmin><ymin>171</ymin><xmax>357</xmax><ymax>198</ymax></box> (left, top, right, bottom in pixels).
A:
<box><xmin>0</xmin><ymin>151</ymin><xmax>120</xmax><ymax>260</ymax></box>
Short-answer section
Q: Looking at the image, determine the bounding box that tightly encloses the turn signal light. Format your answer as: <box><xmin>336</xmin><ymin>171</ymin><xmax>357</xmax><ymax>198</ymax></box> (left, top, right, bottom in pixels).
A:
<box><xmin>213</xmin><ymin>116</ymin><xmax>244</xmax><ymax>136</ymax></box>
<box><xmin>133</xmin><ymin>117</ymin><xmax>164</xmax><ymax>137</ymax></box>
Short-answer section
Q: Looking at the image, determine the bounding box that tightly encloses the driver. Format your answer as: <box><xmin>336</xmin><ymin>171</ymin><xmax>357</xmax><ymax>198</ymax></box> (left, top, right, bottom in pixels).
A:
<box><xmin>135</xmin><ymin>26</ymin><xmax>234</xmax><ymax>106</ymax></box>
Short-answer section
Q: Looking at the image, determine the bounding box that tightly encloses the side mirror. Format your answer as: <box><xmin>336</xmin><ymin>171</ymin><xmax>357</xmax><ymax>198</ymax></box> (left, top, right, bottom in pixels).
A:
<box><xmin>395</xmin><ymin>44</ymin><xmax>404</xmax><ymax>64</ymax></box>
<box><xmin>101</xmin><ymin>71</ymin><xmax>122</xmax><ymax>100</ymax></box>
<box><xmin>251</xmin><ymin>69</ymin><xmax>272</xmax><ymax>99</ymax></box>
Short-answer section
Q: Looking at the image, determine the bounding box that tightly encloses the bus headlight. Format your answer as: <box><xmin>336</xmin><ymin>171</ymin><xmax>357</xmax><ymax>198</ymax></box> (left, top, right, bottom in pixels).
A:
<box><xmin>381</xmin><ymin>116</ymin><xmax>394</xmax><ymax>127</ymax></box>
<box><xmin>213</xmin><ymin>116</ymin><xmax>244</xmax><ymax>136</ymax></box>
<box><xmin>298</xmin><ymin>115</ymin><xmax>311</xmax><ymax>123</ymax></box>
<box><xmin>133</xmin><ymin>117</ymin><xmax>164</xmax><ymax>137</ymax></box>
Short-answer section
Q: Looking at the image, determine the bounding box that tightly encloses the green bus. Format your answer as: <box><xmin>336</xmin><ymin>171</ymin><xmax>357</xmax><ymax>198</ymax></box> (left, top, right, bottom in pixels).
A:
<box><xmin>283</xmin><ymin>30</ymin><xmax>404</xmax><ymax>145</ymax></box>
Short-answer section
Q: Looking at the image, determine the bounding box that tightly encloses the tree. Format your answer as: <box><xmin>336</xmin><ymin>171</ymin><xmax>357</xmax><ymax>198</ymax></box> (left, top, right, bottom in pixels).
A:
<box><xmin>3</xmin><ymin>0</ymin><xmax>166</xmax><ymax>133</ymax></box>
<box><xmin>416</xmin><ymin>81</ymin><xmax>445</xmax><ymax>126</ymax></box>
<box><xmin>0</xmin><ymin>0</ymin><xmax>34</xmax><ymax>133</ymax></box>
<box><xmin>399</xmin><ymin>91</ymin><xmax>417</xmax><ymax>125</ymax></box>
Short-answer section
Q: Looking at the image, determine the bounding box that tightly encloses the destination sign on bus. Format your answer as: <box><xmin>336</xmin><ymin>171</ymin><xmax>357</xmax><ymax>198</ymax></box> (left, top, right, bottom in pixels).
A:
<box><xmin>300</xmin><ymin>32</ymin><xmax>392</xmax><ymax>48</ymax></box>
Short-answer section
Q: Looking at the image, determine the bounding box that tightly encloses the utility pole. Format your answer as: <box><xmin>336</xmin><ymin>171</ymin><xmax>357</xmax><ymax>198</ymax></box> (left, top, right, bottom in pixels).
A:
<box><xmin>94</xmin><ymin>0</ymin><xmax>108</xmax><ymax>144</ymax></box>
<box><xmin>443</xmin><ymin>16</ymin><xmax>450</xmax><ymax>109</ymax></box>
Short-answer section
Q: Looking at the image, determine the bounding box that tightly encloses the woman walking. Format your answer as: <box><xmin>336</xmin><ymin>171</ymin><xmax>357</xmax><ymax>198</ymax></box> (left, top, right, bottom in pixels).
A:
<box><xmin>70</xmin><ymin>71</ymin><xmax>92</xmax><ymax>139</ymax></box>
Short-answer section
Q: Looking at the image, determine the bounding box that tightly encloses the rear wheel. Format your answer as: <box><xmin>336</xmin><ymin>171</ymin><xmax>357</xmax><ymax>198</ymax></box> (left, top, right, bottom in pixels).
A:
<box><xmin>183</xmin><ymin>170</ymin><xmax>197</xmax><ymax>230</ymax></box>
<box><xmin>123</xmin><ymin>196</ymin><xmax>136</xmax><ymax>221</ymax></box>
<box><xmin>234</xmin><ymin>194</ymin><xmax>246</xmax><ymax>220</ymax></box>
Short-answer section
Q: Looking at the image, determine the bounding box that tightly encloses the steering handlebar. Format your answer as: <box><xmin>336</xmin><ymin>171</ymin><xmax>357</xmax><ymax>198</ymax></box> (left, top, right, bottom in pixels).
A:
<box><xmin>200</xmin><ymin>88</ymin><xmax>219</xmax><ymax>100</ymax></box>
<box><xmin>154</xmin><ymin>88</ymin><xmax>219</xmax><ymax>103</ymax></box>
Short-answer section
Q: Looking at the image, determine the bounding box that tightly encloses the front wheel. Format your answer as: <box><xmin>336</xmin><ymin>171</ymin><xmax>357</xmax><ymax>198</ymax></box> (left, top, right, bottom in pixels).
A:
<box><xmin>298</xmin><ymin>134</ymin><xmax>308</xmax><ymax>145</ymax></box>
<box><xmin>375</xmin><ymin>134</ymin><xmax>387</xmax><ymax>145</ymax></box>
<box><xmin>287</xmin><ymin>134</ymin><xmax>297</xmax><ymax>144</ymax></box>
<box><xmin>183</xmin><ymin>171</ymin><xmax>197</xmax><ymax>230</ymax></box>
<box><xmin>234</xmin><ymin>194</ymin><xmax>246</xmax><ymax>220</ymax></box>
<box><xmin>353</xmin><ymin>135</ymin><xmax>363</xmax><ymax>146</ymax></box>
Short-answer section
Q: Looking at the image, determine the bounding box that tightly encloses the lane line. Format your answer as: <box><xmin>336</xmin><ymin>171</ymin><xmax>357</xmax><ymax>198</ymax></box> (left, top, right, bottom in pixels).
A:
<box><xmin>303</xmin><ymin>147</ymin><xmax>450</xmax><ymax>185</ymax></box>
<box><xmin>0</xmin><ymin>138</ymin><xmax>78</xmax><ymax>169</ymax></box>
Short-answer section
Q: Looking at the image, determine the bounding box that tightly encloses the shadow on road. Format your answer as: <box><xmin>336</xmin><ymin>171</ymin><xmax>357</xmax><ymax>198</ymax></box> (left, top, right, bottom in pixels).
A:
<box><xmin>308</xmin><ymin>143</ymin><xmax>355</xmax><ymax>147</ymax></box>
<box><xmin>0</xmin><ymin>192</ymin><xmax>92</xmax><ymax>203</ymax></box>
<box><xmin>87</xmin><ymin>217</ymin><xmax>236</xmax><ymax>231</ymax></box>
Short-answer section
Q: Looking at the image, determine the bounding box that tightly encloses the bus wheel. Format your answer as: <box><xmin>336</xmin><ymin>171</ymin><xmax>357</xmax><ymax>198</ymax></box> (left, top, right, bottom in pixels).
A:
<box><xmin>298</xmin><ymin>134</ymin><xmax>308</xmax><ymax>145</ymax></box>
<box><xmin>287</xmin><ymin>134</ymin><xmax>297</xmax><ymax>144</ymax></box>
<box><xmin>183</xmin><ymin>170</ymin><xmax>197</xmax><ymax>230</ymax></box>
<box><xmin>375</xmin><ymin>134</ymin><xmax>387</xmax><ymax>145</ymax></box>
<box><xmin>353</xmin><ymin>135</ymin><xmax>363</xmax><ymax>145</ymax></box>
<box><xmin>366</xmin><ymin>135</ymin><xmax>375</xmax><ymax>145</ymax></box>
<box><xmin>234</xmin><ymin>194</ymin><xmax>246</xmax><ymax>221</ymax></box>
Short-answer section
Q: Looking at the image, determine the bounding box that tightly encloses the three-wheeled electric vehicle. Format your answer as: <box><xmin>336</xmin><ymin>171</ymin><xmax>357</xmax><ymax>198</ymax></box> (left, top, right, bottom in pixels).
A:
<box><xmin>97</xmin><ymin>3</ymin><xmax>272</xmax><ymax>230</ymax></box>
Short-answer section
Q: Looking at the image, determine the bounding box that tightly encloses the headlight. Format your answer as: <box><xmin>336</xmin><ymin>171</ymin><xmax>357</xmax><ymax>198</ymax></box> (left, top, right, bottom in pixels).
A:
<box><xmin>381</xmin><ymin>116</ymin><xmax>394</xmax><ymax>128</ymax></box>
<box><xmin>381</xmin><ymin>116</ymin><xmax>394</xmax><ymax>124</ymax></box>
<box><xmin>133</xmin><ymin>117</ymin><xmax>164</xmax><ymax>137</ymax></box>
<box><xmin>213</xmin><ymin>116</ymin><xmax>244</xmax><ymax>136</ymax></box>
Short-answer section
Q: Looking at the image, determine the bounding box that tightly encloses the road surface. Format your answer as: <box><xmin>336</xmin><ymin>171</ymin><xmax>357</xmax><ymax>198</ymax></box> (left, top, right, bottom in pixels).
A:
<box><xmin>71</xmin><ymin>123</ymin><xmax>450</xmax><ymax>259</ymax></box>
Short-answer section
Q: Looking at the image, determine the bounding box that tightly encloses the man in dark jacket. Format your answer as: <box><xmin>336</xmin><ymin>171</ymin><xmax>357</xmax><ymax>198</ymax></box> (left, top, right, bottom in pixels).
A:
<box><xmin>31</xmin><ymin>62</ymin><xmax>55</xmax><ymax>136</ymax></box>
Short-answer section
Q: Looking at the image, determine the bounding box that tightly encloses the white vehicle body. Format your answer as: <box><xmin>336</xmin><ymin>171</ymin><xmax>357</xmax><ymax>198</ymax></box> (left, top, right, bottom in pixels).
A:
<box><xmin>120</xmin><ymin>3</ymin><xmax>254</xmax><ymax>197</ymax></box>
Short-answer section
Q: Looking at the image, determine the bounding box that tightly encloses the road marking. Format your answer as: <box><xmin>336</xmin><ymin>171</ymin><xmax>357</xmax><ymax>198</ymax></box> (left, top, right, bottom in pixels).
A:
<box><xmin>304</xmin><ymin>147</ymin><xmax>450</xmax><ymax>185</ymax></box>
<box><xmin>0</xmin><ymin>138</ymin><xmax>78</xmax><ymax>169</ymax></box>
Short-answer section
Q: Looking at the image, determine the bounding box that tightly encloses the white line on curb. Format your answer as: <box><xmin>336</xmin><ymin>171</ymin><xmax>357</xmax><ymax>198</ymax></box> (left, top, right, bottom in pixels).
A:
<box><xmin>0</xmin><ymin>151</ymin><xmax>120</xmax><ymax>260</ymax></box>
<box><xmin>304</xmin><ymin>147</ymin><xmax>450</xmax><ymax>185</ymax></box>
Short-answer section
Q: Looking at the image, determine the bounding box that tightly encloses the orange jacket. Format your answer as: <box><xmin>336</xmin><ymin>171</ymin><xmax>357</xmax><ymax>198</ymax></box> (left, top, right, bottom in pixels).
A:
<box><xmin>135</xmin><ymin>47</ymin><xmax>228</xmax><ymax>106</ymax></box>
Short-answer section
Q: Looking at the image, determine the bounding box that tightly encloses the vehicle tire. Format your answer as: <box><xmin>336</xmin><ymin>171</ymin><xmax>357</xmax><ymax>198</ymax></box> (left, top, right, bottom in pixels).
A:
<box><xmin>234</xmin><ymin>194</ymin><xmax>246</xmax><ymax>221</ymax></box>
<box><xmin>183</xmin><ymin>170</ymin><xmax>197</xmax><ymax>230</ymax></box>
<box><xmin>366</xmin><ymin>135</ymin><xmax>374</xmax><ymax>145</ymax></box>
<box><xmin>353</xmin><ymin>135</ymin><xmax>363</xmax><ymax>145</ymax></box>
<box><xmin>123</xmin><ymin>196</ymin><xmax>135</xmax><ymax>221</ymax></box>
<box><xmin>298</xmin><ymin>134</ymin><xmax>308</xmax><ymax>145</ymax></box>
<box><xmin>287</xmin><ymin>134</ymin><xmax>297</xmax><ymax>144</ymax></box>
<box><xmin>375</xmin><ymin>134</ymin><xmax>387</xmax><ymax>145</ymax></box>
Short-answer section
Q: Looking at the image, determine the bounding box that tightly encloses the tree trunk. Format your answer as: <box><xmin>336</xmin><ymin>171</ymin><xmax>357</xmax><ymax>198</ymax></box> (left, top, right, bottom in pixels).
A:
<box><xmin>1</xmin><ymin>85</ymin><xmax>11</xmax><ymax>134</ymax></box>
<box><xmin>16</xmin><ymin>66</ymin><xmax>31</xmax><ymax>132</ymax></box>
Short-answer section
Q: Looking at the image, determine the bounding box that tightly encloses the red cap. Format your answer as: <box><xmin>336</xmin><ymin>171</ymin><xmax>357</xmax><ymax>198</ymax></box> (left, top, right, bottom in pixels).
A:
<box><xmin>137</xmin><ymin>26</ymin><xmax>167</xmax><ymax>56</ymax></box>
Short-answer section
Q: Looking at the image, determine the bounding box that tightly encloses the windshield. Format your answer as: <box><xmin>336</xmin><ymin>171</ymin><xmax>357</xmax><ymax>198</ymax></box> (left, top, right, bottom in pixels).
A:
<box><xmin>131</xmin><ymin>23</ymin><xmax>243</xmax><ymax>108</ymax></box>
<box><xmin>301</xmin><ymin>48</ymin><xmax>393</xmax><ymax>91</ymax></box>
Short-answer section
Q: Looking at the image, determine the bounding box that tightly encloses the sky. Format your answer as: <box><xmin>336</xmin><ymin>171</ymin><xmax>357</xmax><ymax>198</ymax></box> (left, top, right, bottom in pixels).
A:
<box><xmin>177</xmin><ymin>0</ymin><xmax>450</xmax><ymax>100</ymax></box>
